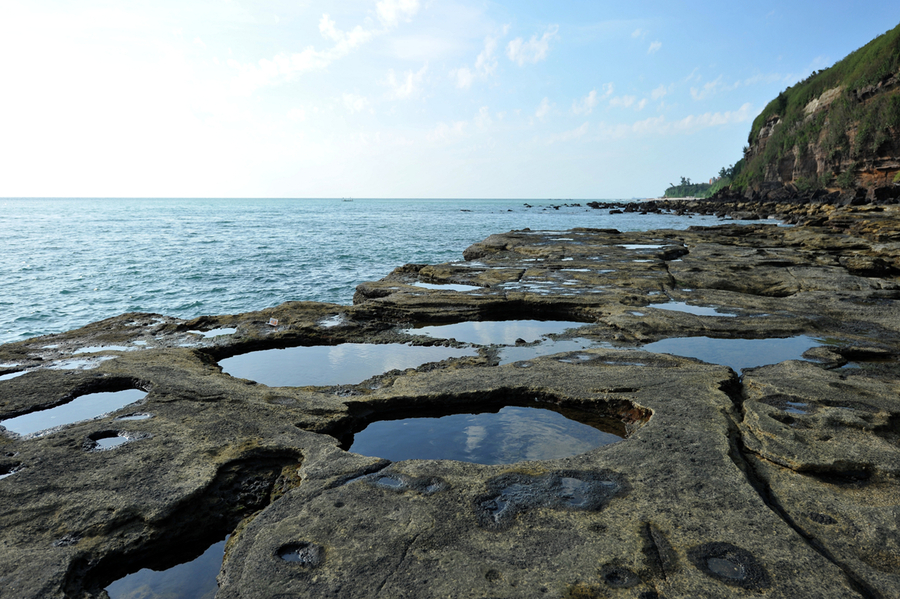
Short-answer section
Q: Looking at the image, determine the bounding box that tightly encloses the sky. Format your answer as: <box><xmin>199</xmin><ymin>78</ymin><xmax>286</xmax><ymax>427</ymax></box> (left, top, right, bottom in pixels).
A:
<box><xmin>1</xmin><ymin>1</ymin><xmax>899</xmax><ymax>199</ymax></box>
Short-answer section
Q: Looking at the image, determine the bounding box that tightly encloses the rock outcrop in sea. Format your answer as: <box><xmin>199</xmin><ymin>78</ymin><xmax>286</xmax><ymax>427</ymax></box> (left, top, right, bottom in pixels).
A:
<box><xmin>0</xmin><ymin>205</ymin><xmax>899</xmax><ymax>598</ymax></box>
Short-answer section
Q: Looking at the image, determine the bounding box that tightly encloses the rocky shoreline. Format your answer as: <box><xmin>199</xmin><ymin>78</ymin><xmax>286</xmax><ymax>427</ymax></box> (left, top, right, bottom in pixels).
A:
<box><xmin>1</xmin><ymin>206</ymin><xmax>899</xmax><ymax>598</ymax></box>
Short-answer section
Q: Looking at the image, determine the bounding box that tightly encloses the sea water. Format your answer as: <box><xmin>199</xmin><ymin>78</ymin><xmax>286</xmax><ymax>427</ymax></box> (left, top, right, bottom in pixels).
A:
<box><xmin>0</xmin><ymin>198</ymin><xmax>738</xmax><ymax>344</ymax></box>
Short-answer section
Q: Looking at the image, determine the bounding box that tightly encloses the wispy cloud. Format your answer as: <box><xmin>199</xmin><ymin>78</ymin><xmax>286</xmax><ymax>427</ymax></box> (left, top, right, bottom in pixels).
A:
<box><xmin>451</xmin><ymin>66</ymin><xmax>474</xmax><ymax>89</ymax></box>
<box><xmin>690</xmin><ymin>75</ymin><xmax>740</xmax><ymax>100</ymax></box>
<box><xmin>647</xmin><ymin>40</ymin><xmax>662</xmax><ymax>54</ymax></box>
<box><xmin>610</xmin><ymin>95</ymin><xmax>636</xmax><ymax>108</ymax></box>
<box><xmin>387</xmin><ymin>64</ymin><xmax>427</xmax><ymax>99</ymax></box>
<box><xmin>631</xmin><ymin>28</ymin><xmax>646</xmax><ymax>38</ymax></box>
<box><xmin>600</xmin><ymin>103</ymin><xmax>756</xmax><ymax>138</ymax></box>
<box><xmin>227</xmin><ymin>7</ymin><xmax>424</xmax><ymax>96</ymax></box>
<box><xmin>343</xmin><ymin>93</ymin><xmax>370</xmax><ymax>114</ymax></box>
<box><xmin>428</xmin><ymin>120</ymin><xmax>467</xmax><ymax>142</ymax></box>
<box><xmin>451</xmin><ymin>31</ymin><xmax>505</xmax><ymax>89</ymax></box>
<box><xmin>547</xmin><ymin>122</ymin><xmax>589</xmax><ymax>144</ymax></box>
<box><xmin>534</xmin><ymin>97</ymin><xmax>552</xmax><ymax>120</ymax></box>
<box><xmin>474</xmin><ymin>106</ymin><xmax>493</xmax><ymax>128</ymax></box>
<box><xmin>651</xmin><ymin>84</ymin><xmax>672</xmax><ymax>100</ymax></box>
<box><xmin>742</xmin><ymin>72</ymin><xmax>786</xmax><ymax>86</ymax></box>
<box><xmin>507</xmin><ymin>25</ymin><xmax>559</xmax><ymax>66</ymax></box>
<box><xmin>375</xmin><ymin>0</ymin><xmax>420</xmax><ymax>28</ymax></box>
<box><xmin>572</xmin><ymin>90</ymin><xmax>599</xmax><ymax>115</ymax></box>
<box><xmin>475</xmin><ymin>34</ymin><xmax>501</xmax><ymax>77</ymax></box>
<box><xmin>227</xmin><ymin>14</ymin><xmax>376</xmax><ymax>94</ymax></box>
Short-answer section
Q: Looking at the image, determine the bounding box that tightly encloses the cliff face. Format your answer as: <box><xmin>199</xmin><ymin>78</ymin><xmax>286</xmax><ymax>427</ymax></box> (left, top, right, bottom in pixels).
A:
<box><xmin>747</xmin><ymin>80</ymin><xmax>900</xmax><ymax>190</ymax></box>
<box><xmin>734</xmin><ymin>23</ymin><xmax>900</xmax><ymax>202</ymax></box>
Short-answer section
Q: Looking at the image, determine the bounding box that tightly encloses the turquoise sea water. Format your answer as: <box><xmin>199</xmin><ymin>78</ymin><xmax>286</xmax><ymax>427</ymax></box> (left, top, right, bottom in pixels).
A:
<box><xmin>0</xmin><ymin>198</ymin><xmax>732</xmax><ymax>345</ymax></box>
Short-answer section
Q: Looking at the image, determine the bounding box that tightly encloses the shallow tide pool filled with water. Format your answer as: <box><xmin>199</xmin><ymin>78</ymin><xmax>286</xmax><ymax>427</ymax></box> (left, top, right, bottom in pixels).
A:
<box><xmin>405</xmin><ymin>320</ymin><xmax>588</xmax><ymax>346</ymax></box>
<box><xmin>0</xmin><ymin>389</ymin><xmax>147</xmax><ymax>436</ymax></box>
<box><xmin>349</xmin><ymin>405</ymin><xmax>623</xmax><ymax>464</ymax></box>
<box><xmin>106</xmin><ymin>538</ymin><xmax>226</xmax><ymax>599</ymax></box>
<box><xmin>641</xmin><ymin>335</ymin><xmax>823</xmax><ymax>373</ymax></box>
<box><xmin>219</xmin><ymin>343</ymin><xmax>477</xmax><ymax>387</ymax></box>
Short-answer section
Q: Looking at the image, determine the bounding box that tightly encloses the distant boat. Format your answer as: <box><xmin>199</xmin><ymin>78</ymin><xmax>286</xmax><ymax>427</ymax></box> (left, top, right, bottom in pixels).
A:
<box><xmin>342</xmin><ymin>197</ymin><xmax>353</xmax><ymax>202</ymax></box>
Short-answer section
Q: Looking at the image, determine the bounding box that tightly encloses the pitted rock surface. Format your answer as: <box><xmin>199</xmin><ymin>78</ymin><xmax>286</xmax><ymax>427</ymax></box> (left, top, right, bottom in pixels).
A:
<box><xmin>0</xmin><ymin>210</ymin><xmax>899</xmax><ymax>598</ymax></box>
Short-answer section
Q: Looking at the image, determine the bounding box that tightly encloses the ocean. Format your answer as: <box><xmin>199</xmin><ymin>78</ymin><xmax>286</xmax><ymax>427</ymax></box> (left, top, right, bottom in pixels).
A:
<box><xmin>0</xmin><ymin>198</ymin><xmax>733</xmax><ymax>345</ymax></box>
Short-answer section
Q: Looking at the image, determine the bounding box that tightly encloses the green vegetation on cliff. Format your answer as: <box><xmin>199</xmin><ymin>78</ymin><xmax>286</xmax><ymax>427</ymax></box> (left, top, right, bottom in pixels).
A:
<box><xmin>664</xmin><ymin>177</ymin><xmax>711</xmax><ymax>198</ymax></box>
<box><xmin>665</xmin><ymin>163</ymin><xmax>741</xmax><ymax>198</ymax></box>
<box><xmin>733</xmin><ymin>22</ymin><xmax>900</xmax><ymax>191</ymax></box>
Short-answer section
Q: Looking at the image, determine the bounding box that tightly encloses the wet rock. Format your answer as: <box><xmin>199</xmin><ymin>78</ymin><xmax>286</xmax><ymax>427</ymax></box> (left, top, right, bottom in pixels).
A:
<box><xmin>473</xmin><ymin>469</ymin><xmax>627</xmax><ymax>530</ymax></box>
<box><xmin>687</xmin><ymin>542</ymin><xmax>771</xmax><ymax>590</ymax></box>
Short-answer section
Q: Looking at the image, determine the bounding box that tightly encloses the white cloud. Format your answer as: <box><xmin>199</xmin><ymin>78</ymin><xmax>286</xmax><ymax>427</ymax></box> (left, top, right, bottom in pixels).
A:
<box><xmin>507</xmin><ymin>24</ymin><xmax>559</xmax><ymax>66</ymax></box>
<box><xmin>193</xmin><ymin>37</ymin><xmax>206</xmax><ymax>49</ymax></box>
<box><xmin>535</xmin><ymin>97</ymin><xmax>552</xmax><ymax>119</ymax></box>
<box><xmin>743</xmin><ymin>72</ymin><xmax>785</xmax><ymax>86</ymax></box>
<box><xmin>451</xmin><ymin>34</ymin><xmax>502</xmax><ymax>89</ymax></box>
<box><xmin>651</xmin><ymin>84</ymin><xmax>670</xmax><ymax>100</ymax></box>
<box><xmin>631</xmin><ymin>115</ymin><xmax>667</xmax><ymax>136</ymax></box>
<box><xmin>318</xmin><ymin>14</ymin><xmax>374</xmax><ymax>50</ymax></box>
<box><xmin>610</xmin><ymin>95</ymin><xmax>636</xmax><ymax>108</ymax></box>
<box><xmin>376</xmin><ymin>0</ymin><xmax>420</xmax><ymax>28</ymax></box>
<box><xmin>451</xmin><ymin>66</ymin><xmax>474</xmax><ymax>89</ymax></box>
<box><xmin>475</xmin><ymin>35</ymin><xmax>499</xmax><ymax>76</ymax></box>
<box><xmin>673</xmin><ymin>103</ymin><xmax>754</xmax><ymax>130</ymax></box>
<box><xmin>227</xmin><ymin>14</ymin><xmax>375</xmax><ymax>94</ymax></box>
<box><xmin>647</xmin><ymin>41</ymin><xmax>662</xmax><ymax>54</ymax></box>
<box><xmin>548</xmin><ymin>122</ymin><xmax>589</xmax><ymax>144</ymax></box>
<box><xmin>474</xmin><ymin>106</ymin><xmax>492</xmax><ymax>128</ymax></box>
<box><xmin>387</xmin><ymin>64</ymin><xmax>427</xmax><ymax>99</ymax></box>
<box><xmin>343</xmin><ymin>93</ymin><xmax>369</xmax><ymax>113</ymax></box>
<box><xmin>690</xmin><ymin>75</ymin><xmax>740</xmax><ymax>100</ymax></box>
<box><xmin>600</xmin><ymin>83</ymin><xmax>614</xmax><ymax>99</ymax></box>
<box><xmin>632</xmin><ymin>28</ymin><xmax>645</xmax><ymax>38</ymax></box>
<box><xmin>636</xmin><ymin>98</ymin><xmax>648</xmax><ymax>111</ymax></box>
<box><xmin>684</xmin><ymin>68</ymin><xmax>702</xmax><ymax>82</ymax></box>
<box><xmin>572</xmin><ymin>90</ymin><xmax>599</xmax><ymax>115</ymax></box>
<box><xmin>600</xmin><ymin>102</ymin><xmax>755</xmax><ymax>138</ymax></box>
<box><xmin>428</xmin><ymin>120</ymin><xmax>467</xmax><ymax>142</ymax></box>
<box><xmin>288</xmin><ymin>107</ymin><xmax>306</xmax><ymax>122</ymax></box>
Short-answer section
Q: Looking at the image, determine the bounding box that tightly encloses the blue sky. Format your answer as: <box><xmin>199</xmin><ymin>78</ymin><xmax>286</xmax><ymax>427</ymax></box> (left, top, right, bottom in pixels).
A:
<box><xmin>1</xmin><ymin>1</ymin><xmax>899</xmax><ymax>199</ymax></box>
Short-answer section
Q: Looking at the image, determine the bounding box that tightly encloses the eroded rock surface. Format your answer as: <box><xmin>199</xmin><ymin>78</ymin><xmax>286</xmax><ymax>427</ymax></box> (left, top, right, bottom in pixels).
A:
<box><xmin>1</xmin><ymin>210</ymin><xmax>899</xmax><ymax>598</ymax></box>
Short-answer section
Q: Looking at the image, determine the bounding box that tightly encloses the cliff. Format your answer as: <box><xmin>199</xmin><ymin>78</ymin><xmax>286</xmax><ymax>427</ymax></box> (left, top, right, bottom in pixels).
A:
<box><xmin>731</xmin><ymin>22</ymin><xmax>900</xmax><ymax>203</ymax></box>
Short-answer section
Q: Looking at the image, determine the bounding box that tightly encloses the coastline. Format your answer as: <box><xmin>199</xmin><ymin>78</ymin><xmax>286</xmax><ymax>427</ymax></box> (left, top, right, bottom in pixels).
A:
<box><xmin>0</xmin><ymin>206</ymin><xmax>898</xmax><ymax>598</ymax></box>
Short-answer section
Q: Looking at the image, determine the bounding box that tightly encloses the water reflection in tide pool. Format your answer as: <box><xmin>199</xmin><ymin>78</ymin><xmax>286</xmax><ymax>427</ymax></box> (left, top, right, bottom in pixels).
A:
<box><xmin>219</xmin><ymin>343</ymin><xmax>477</xmax><ymax>387</ymax></box>
<box><xmin>411</xmin><ymin>282</ymin><xmax>482</xmax><ymax>292</ymax></box>
<box><xmin>641</xmin><ymin>335</ymin><xmax>823</xmax><ymax>373</ymax></box>
<box><xmin>106</xmin><ymin>538</ymin><xmax>225</xmax><ymax>599</ymax></box>
<box><xmin>406</xmin><ymin>320</ymin><xmax>588</xmax><ymax>346</ymax></box>
<box><xmin>652</xmin><ymin>301</ymin><xmax>738</xmax><ymax>317</ymax></box>
<box><xmin>498</xmin><ymin>338</ymin><xmax>610</xmax><ymax>365</ymax></box>
<box><xmin>349</xmin><ymin>405</ymin><xmax>623</xmax><ymax>464</ymax></box>
<box><xmin>0</xmin><ymin>389</ymin><xmax>147</xmax><ymax>436</ymax></box>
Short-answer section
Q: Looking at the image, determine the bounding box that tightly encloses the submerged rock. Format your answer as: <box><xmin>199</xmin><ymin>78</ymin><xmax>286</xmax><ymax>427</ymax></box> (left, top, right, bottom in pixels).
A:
<box><xmin>0</xmin><ymin>210</ymin><xmax>899</xmax><ymax>598</ymax></box>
